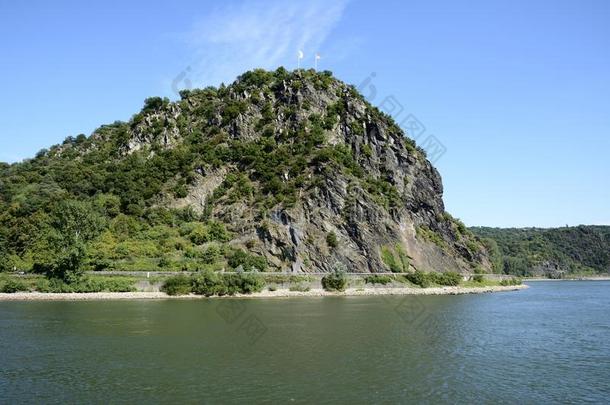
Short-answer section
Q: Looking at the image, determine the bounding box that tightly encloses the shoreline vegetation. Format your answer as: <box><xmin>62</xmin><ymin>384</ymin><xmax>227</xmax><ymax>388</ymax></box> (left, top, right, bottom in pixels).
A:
<box><xmin>0</xmin><ymin>285</ymin><xmax>528</xmax><ymax>301</ymax></box>
<box><xmin>0</xmin><ymin>270</ymin><xmax>527</xmax><ymax>301</ymax></box>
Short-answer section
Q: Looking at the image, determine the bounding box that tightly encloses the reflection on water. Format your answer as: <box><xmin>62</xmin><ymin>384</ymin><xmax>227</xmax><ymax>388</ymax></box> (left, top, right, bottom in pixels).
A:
<box><xmin>1</xmin><ymin>281</ymin><xmax>609</xmax><ymax>403</ymax></box>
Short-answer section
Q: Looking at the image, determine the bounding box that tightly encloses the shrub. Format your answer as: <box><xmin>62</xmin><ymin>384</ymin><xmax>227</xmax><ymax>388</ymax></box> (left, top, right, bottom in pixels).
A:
<box><xmin>73</xmin><ymin>277</ymin><xmax>136</xmax><ymax>292</ymax></box>
<box><xmin>227</xmin><ymin>249</ymin><xmax>267</xmax><ymax>271</ymax></box>
<box><xmin>158</xmin><ymin>256</ymin><xmax>173</xmax><ymax>269</ymax></box>
<box><xmin>34</xmin><ymin>277</ymin><xmax>136</xmax><ymax>293</ymax></box>
<box><xmin>472</xmin><ymin>274</ymin><xmax>484</xmax><ymax>283</ymax></box>
<box><xmin>161</xmin><ymin>275</ymin><xmax>192</xmax><ymax>296</ymax></box>
<box><xmin>36</xmin><ymin>278</ymin><xmax>73</xmax><ymax>293</ymax></box>
<box><xmin>142</xmin><ymin>96</ymin><xmax>168</xmax><ymax>112</ymax></box>
<box><xmin>224</xmin><ymin>272</ymin><xmax>265</xmax><ymax>294</ymax></box>
<box><xmin>262</xmin><ymin>274</ymin><xmax>313</xmax><ymax>284</ymax></box>
<box><xmin>365</xmin><ymin>275</ymin><xmax>393</xmax><ymax>285</ymax></box>
<box><xmin>163</xmin><ymin>272</ymin><xmax>265</xmax><ymax>297</ymax></box>
<box><xmin>0</xmin><ymin>278</ymin><xmax>29</xmax><ymax>293</ymax></box>
<box><xmin>201</xmin><ymin>246</ymin><xmax>222</xmax><ymax>265</ymax></box>
<box><xmin>361</xmin><ymin>144</ymin><xmax>373</xmax><ymax>158</ymax></box>
<box><xmin>405</xmin><ymin>271</ymin><xmax>430</xmax><ymax>288</ymax></box>
<box><xmin>431</xmin><ymin>271</ymin><xmax>462</xmax><ymax>286</ymax></box>
<box><xmin>322</xmin><ymin>268</ymin><xmax>347</xmax><ymax>291</ymax></box>
<box><xmin>191</xmin><ymin>271</ymin><xmax>227</xmax><ymax>296</ymax></box>
<box><xmin>416</xmin><ymin>226</ymin><xmax>446</xmax><ymax>248</ymax></box>
<box><xmin>326</xmin><ymin>232</ymin><xmax>338</xmax><ymax>248</ymax></box>
<box><xmin>405</xmin><ymin>271</ymin><xmax>462</xmax><ymax>288</ymax></box>
<box><xmin>208</xmin><ymin>221</ymin><xmax>230</xmax><ymax>242</ymax></box>
<box><xmin>381</xmin><ymin>247</ymin><xmax>400</xmax><ymax>272</ymax></box>
<box><xmin>379</xmin><ymin>244</ymin><xmax>409</xmax><ymax>273</ymax></box>
<box><xmin>189</xmin><ymin>224</ymin><xmax>210</xmax><ymax>245</ymax></box>
<box><xmin>466</xmin><ymin>240</ymin><xmax>481</xmax><ymax>253</ymax></box>
<box><xmin>289</xmin><ymin>283</ymin><xmax>311</xmax><ymax>292</ymax></box>
<box><xmin>500</xmin><ymin>277</ymin><xmax>522</xmax><ymax>286</ymax></box>
<box><xmin>192</xmin><ymin>272</ymin><xmax>265</xmax><ymax>296</ymax></box>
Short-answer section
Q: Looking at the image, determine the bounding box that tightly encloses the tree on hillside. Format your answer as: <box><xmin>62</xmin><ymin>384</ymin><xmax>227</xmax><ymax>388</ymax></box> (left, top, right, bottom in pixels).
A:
<box><xmin>0</xmin><ymin>232</ymin><xmax>9</xmax><ymax>272</ymax></box>
<box><xmin>32</xmin><ymin>200</ymin><xmax>105</xmax><ymax>283</ymax></box>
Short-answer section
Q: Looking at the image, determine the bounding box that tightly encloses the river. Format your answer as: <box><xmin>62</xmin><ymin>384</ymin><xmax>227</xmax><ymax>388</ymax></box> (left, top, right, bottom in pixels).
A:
<box><xmin>1</xmin><ymin>281</ymin><xmax>609</xmax><ymax>403</ymax></box>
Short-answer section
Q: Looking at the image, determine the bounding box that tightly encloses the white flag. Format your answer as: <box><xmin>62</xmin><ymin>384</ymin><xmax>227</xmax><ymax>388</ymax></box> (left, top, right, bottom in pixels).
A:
<box><xmin>315</xmin><ymin>53</ymin><xmax>321</xmax><ymax>60</ymax></box>
<box><xmin>298</xmin><ymin>50</ymin><xmax>304</xmax><ymax>59</ymax></box>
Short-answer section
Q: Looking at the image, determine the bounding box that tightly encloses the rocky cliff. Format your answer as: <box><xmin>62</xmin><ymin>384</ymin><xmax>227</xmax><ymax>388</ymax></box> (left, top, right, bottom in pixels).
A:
<box><xmin>0</xmin><ymin>68</ymin><xmax>491</xmax><ymax>274</ymax></box>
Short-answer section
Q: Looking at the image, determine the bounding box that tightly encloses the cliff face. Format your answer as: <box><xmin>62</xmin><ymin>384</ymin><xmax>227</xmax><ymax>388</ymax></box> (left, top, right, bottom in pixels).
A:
<box><xmin>122</xmin><ymin>69</ymin><xmax>489</xmax><ymax>273</ymax></box>
<box><xmin>0</xmin><ymin>68</ymin><xmax>491</xmax><ymax>274</ymax></box>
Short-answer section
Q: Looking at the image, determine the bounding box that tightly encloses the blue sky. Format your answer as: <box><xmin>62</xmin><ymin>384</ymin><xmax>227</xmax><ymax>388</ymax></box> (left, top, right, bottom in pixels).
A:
<box><xmin>1</xmin><ymin>0</ymin><xmax>608</xmax><ymax>227</ymax></box>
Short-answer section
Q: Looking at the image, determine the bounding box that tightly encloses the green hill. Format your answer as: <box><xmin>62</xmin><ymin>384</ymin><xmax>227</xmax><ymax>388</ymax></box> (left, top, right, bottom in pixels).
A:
<box><xmin>470</xmin><ymin>226</ymin><xmax>610</xmax><ymax>277</ymax></box>
<box><xmin>0</xmin><ymin>68</ymin><xmax>491</xmax><ymax>281</ymax></box>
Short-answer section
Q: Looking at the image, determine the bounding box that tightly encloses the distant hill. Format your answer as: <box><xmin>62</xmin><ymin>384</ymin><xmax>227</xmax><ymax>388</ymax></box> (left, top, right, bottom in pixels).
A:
<box><xmin>0</xmin><ymin>68</ymin><xmax>491</xmax><ymax>279</ymax></box>
<box><xmin>470</xmin><ymin>226</ymin><xmax>610</xmax><ymax>277</ymax></box>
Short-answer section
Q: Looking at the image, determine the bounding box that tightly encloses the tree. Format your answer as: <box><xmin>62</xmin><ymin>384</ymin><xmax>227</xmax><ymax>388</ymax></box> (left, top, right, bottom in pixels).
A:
<box><xmin>142</xmin><ymin>97</ymin><xmax>168</xmax><ymax>113</ymax></box>
<box><xmin>481</xmin><ymin>238</ymin><xmax>503</xmax><ymax>273</ymax></box>
<box><xmin>94</xmin><ymin>194</ymin><xmax>121</xmax><ymax>218</ymax></box>
<box><xmin>33</xmin><ymin>200</ymin><xmax>105</xmax><ymax>282</ymax></box>
<box><xmin>0</xmin><ymin>232</ymin><xmax>9</xmax><ymax>272</ymax></box>
<box><xmin>321</xmin><ymin>263</ymin><xmax>348</xmax><ymax>291</ymax></box>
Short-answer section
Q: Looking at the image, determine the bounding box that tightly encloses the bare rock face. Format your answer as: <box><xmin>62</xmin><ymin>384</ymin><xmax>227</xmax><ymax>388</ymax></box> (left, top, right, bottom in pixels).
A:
<box><xmin>110</xmin><ymin>68</ymin><xmax>492</xmax><ymax>273</ymax></box>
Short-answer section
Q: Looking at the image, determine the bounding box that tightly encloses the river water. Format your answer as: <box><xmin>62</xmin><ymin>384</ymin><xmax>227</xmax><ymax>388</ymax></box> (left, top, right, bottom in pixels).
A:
<box><xmin>1</xmin><ymin>281</ymin><xmax>609</xmax><ymax>403</ymax></box>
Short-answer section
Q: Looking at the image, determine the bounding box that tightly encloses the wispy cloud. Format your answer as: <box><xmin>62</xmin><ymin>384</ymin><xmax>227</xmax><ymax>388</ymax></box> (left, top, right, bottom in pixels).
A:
<box><xmin>180</xmin><ymin>0</ymin><xmax>350</xmax><ymax>89</ymax></box>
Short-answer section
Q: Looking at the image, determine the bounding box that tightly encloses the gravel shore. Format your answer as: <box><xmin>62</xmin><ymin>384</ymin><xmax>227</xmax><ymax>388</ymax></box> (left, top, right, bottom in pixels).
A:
<box><xmin>0</xmin><ymin>284</ymin><xmax>527</xmax><ymax>301</ymax></box>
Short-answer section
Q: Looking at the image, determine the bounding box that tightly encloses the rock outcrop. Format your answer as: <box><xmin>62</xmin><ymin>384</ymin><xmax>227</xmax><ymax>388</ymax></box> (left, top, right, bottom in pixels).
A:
<box><xmin>1</xmin><ymin>68</ymin><xmax>492</xmax><ymax>274</ymax></box>
<box><xmin>116</xmin><ymin>68</ymin><xmax>491</xmax><ymax>273</ymax></box>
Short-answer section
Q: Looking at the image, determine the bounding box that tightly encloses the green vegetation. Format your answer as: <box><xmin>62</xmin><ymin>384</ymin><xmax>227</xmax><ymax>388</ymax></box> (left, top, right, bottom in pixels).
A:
<box><xmin>31</xmin><ymin>199</ymin><xmax>105</xmax><ymax>283</ymax></box>
<box><xmin>223</xmin><ymin>273</ymin><xmax>265</xmax><ymax>294</ymax></box>
<box><xmin>289</xmin><ymin>283</ymin><xmax>311</xmax><ymax>292</ymax></box>
<box><xmin>471</xmin><ymin>226</ymin><xmax>610</xmax><ymax>277</ymax></box>
<box><xmin>227</xmin><ymin>249</ymin><xmax>267</xmax><ymax>271</ymax></box>
<box><xmin>326</xmin><ymin>232</ymin><xmax>338</xmax><ymax>249</ymax></box>
<box><xmin>431</xmin><ymin>272</ymin><xmax>462</xmax><ymax>286</ymax></box>
<box><xmin>415</xmin><ymin>225</ymin><xmax>446</xmax><ymax>248</ymax></box>
<box><xmin>461</xmin><ymin>278</ymin><xmax>504</xmax><ymax>287</ymax></box>
<box><xmin>36</xmin><ymin>276</ymin><xmax>136</xmax><ymax>293</ymax></box>
<box><xmin>321</xmin><ymin>266</ymin><xmax>348</xmax><ymax>291</ymax></box>
<box><xmin>405</xmin><ymin>271</ymin><xmax>462</xmax><ymax>288</ymax></box>
<box><xmin>0</xmin><ymin>277</ymin><xmax>29</xmax><ymax>293</ymax></box>
<box><xmin>0</xmin><ymin>274</ymin><xmax>137</xmax><ymax>293</ymax></box>
<box><xmin>0</xmin><ymin>67</ymin><xmax>427</xmax><ymax>280</ymax></box>
<box><xmin>160</xmin><ymin>274</ymin><xmax>192</xmax><ymax>296</ymax></box>
<box><xmin>380</xmin><ymin>244</ymin><xmax>409</xmax><ymax>272</ymax></box>
<box><xmin>259</xmin><ymin>274</ymin><xmax>314</xmax><ymax>284</ymax></box>
<box><xmin>364</xmin><ymin>177</ymin><xmax>402</xmax><ymax>210</ymax></box>
<box><xmin>405</xmin><ymin>271</ymin><xmax>431</xmax><ymax>287</ymax></box>
<box><xmin>500</xmin><ymin>277</ymin><xmax>522</xmax><ymax>286</ymax></box>
<box><xmin>161</xmin><ymin>271</ymin><xmax>265</xmax><ymax>296</ymax></box>
<box><xmin>365</xmin><ymin>274</ymin><xmax>393</xmax><ymax>285</ymax></box>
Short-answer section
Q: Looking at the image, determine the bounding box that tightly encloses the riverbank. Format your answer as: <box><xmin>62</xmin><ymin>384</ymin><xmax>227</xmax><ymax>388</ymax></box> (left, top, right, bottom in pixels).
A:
<box><xmin>0</xmin><ymin>284</ymin><xmax>527</xmax><ymax>301</ymax></box>
<box><xmin>525</xmin><ymin>277</ymin><xmax>610</xmax><ymax>281</ymax></box>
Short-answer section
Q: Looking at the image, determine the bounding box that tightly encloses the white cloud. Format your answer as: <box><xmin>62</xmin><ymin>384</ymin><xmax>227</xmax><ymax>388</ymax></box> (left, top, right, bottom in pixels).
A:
<box><xmin>180</xmin><ymin>0</ymin><xmax>350</xmax><ymax>89</ymax></box>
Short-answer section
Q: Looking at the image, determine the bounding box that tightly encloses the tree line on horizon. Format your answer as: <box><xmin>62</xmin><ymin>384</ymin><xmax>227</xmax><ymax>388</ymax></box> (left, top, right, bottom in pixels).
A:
<box><xmin>471</xmin><ymin>226</ymin><xmax>610</xmax><ymax>277</ymax></box>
